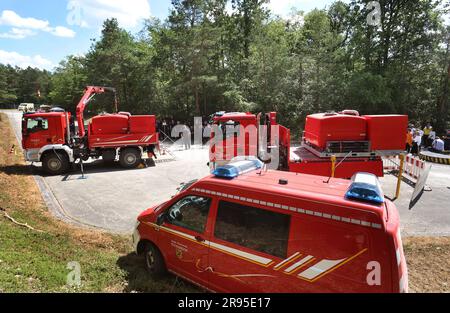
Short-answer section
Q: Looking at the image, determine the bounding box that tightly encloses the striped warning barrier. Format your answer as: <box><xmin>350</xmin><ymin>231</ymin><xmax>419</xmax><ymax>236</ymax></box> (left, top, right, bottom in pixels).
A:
<box><xmin>404</xmin><ymin>155</ymin><xmax>425</xmax><ymax>180</ymax></box>
<box><xmin>383</xmin><ymin>156</ymin><xmax>400</xmax><ymax>171</ymax></box>
<box><xmin>383</xmin><ymin>154</ymin><xmax>426</xmax><ymax>184</ymax></box>
<box><xmin>419</xmin><ymin>151</ymin><xmax>450</xmax><ymax>165</ymax></box>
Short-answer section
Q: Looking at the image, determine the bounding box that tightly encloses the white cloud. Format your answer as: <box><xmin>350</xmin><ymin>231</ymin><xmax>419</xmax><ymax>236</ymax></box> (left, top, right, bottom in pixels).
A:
<box><xmin>0</xmin><ymin>28</ymin><xmax>37</xmax><ymax>39</ymax></box>
<box><xmin>67</xmin><ymin>0</ymin><xmax>151</xmax><ymax>29</ymax></box>
<box><xmin>0</xmin><ymin>50</ymin><xmax>54</xmax><ymax>70</ymax></box>
<box><xmin>0</xmin><ymin>10</ymin><xmax>49</xmax><ymax>29</ymax></box>
<box><xmin>0</xmin><ymin>10</ymin><xmax>76</xmax><ymax>38</ymax></box>
<box><xmin>48</xmin><ymin>26</ymin><xmax>76</xmax><ymax>38</ymax></box>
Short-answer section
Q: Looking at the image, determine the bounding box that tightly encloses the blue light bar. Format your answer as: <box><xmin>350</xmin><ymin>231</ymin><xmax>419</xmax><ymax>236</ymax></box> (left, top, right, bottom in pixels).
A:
<box><xmin>213</xmin><ymin>159</ymin><xmax>263</xmax><ymax>179</ymax></box>
<box><xmin>345</xmin><ymin>172</ymin><xmax>385</xmax><ymax>204</ymax></box>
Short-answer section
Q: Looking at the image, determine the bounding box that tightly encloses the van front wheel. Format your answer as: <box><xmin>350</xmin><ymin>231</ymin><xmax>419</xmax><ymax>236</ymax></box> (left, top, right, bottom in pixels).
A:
<box><xmin>144</xmin><ymin>243</ymin><xmax>166</xmax><ymax>278</ymax></box>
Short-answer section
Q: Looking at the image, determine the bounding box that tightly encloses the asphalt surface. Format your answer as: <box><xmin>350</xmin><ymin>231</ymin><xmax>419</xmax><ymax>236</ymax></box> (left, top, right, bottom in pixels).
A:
<box><xmin>2</xmin><ymin>110</ymin><xmax>450</xmax><ymax>236</ymax></box>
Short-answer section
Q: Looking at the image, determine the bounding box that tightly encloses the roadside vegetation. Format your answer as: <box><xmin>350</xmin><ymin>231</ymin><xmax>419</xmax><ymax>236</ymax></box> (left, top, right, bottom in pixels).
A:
<box><xmin>0</xmin><ymin>113</ymin><xmax>197</xmax><ymax>292</ymax></box>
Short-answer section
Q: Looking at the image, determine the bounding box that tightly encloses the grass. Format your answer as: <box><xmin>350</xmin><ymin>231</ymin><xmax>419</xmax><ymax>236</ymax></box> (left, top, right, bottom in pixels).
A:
<box><xmin>0</xmin><ymin>113</ymin><xmax>198</xmax><ymax>293</ymax></box>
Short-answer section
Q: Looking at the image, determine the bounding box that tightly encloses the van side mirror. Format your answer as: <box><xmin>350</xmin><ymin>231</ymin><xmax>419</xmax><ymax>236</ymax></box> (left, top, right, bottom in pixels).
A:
<box><xmin>156</xmin><ymin>213</ymin><xmax>166</xmax><ymax>226</ymax></box>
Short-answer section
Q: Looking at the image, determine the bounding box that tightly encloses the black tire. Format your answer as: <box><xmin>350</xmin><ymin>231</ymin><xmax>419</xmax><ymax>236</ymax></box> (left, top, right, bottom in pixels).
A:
<box><xmin>144</xmin><ymin>243</ymin><xmax>166</xmax><ymax>278</ymax></box>
<box><xmin>42</xmin><ymin>151</ymin><xmax>69</xmax><ymax>175</ymax></box>
<box><xmin>119</xmin><ymin>148</ymin><xmax>142</xmax><ymax>168</ymax></box>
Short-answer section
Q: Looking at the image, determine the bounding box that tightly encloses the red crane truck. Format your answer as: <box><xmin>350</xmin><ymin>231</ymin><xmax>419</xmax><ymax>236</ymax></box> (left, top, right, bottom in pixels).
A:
<box><xmin>21</xmin><ymin>86</ymin><xmax>159</xmax><ymax>175</ymax></box>
<box><xmin>209</xmin><ymin>110</ymin><xmax>408</xmax><ymax>179</ymax></box>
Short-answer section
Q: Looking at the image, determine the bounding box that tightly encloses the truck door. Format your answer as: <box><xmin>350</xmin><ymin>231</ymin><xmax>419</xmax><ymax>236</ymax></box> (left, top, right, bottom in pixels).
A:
<box><xmin>22</xmin><ymin>116</ymin><xmax>51</xmax><ymax>149</ymax></box>
<box><xmin>157</xmin><ymin>195</ymin><xmax>213</xmax><ymax>289</ymax></box>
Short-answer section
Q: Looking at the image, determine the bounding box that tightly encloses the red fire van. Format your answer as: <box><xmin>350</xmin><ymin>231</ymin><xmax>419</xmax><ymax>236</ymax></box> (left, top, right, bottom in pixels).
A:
<box><xmin>133</xmin><ymin>160</ymin><xmax>408</xmax><ymax>293</ymax></box>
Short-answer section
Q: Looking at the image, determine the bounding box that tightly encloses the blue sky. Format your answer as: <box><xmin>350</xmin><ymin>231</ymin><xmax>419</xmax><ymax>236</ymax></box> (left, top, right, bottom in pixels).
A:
<box><xmin>0</xmin><ymin>0</ymin><xmax>447</xmax><ymax>71</ymax></box>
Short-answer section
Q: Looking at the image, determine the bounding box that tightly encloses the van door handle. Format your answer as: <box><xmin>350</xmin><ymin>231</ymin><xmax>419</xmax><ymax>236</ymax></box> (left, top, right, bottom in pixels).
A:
<box><xmin>195</xmin><ymin>236</ymin><xmax>205</xmax><ymax>242</ymax></box>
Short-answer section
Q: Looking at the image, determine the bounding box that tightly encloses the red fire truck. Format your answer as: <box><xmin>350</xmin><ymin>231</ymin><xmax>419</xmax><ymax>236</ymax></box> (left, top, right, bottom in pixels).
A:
<box><xmin>21</xmin><ymin>86</ymin><xmax>159</xmax><ymax>175</ymax></box>
<box><xmin>209</xmin><ymin>110</ymin><xmax>408</xmax><ymax>179</ymax></box>
<box><xmin>133</xmin><ymin>160</ymin><xmax>408</xmax><ymax>292</ymax></box>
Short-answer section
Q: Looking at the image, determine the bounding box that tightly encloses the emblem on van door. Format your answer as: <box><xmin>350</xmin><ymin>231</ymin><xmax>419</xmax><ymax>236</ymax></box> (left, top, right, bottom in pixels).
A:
<box><xmin>176</xmin><ymin>248</ymin><xmax>183</xmax><ymax>259</ymax></box>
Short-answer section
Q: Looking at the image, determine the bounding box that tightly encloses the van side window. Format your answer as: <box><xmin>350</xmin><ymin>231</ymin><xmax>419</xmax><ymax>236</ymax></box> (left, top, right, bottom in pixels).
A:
<box><xmin>166</xmin><ymin>196</ymin><xmax>211</xmax><ymax>234</ymax></box>
<box><xmin>214</xmin><ymin>201</ymin><xmax>290</xmax><ymax>259</ymax></box>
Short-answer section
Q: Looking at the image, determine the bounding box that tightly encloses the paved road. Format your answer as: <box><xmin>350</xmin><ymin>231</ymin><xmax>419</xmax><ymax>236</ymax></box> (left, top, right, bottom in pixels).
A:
<box><xmin>2</xmin><ymin>110</ymin><xmax>450</xmax><ymax>236</ymax></box>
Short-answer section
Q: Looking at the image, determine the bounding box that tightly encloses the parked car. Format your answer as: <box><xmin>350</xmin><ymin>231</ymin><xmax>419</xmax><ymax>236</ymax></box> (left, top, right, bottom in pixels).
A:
<box><xmin>133</xmin><ymin>160</ymin><xmax>408</xmax><ymax>293</ymax></box>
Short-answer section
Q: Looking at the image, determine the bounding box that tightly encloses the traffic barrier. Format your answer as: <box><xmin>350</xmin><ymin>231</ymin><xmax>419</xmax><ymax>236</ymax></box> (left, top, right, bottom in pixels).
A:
<box><xmin>383</xmin><ymin>154</ymin><xmax>426</xmax><ymax>184</ymax></box>
<box><xmin>383</xmin><ymin>155</ymin><xmax>400</xmax><ymax>171</ymax></box>
<box><xmin>383</xmin><ymin>154</ymin><xmax>430</xmax><ymax>202</ymax></box>
<box><xmin>404</xmin><ymin>155</ymin><xmax>425</xmax><ymax>180</ymax></box>
<box><xmin>419</xmin><ymin>151</ymin><xmax>450</xmax><ymax>165</ymax></box>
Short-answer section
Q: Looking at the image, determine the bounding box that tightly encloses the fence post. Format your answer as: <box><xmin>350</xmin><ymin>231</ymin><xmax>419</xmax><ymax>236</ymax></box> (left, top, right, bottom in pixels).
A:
<box><xmin>395</xmin><ymin>154</ymin><xmax>405</xmax><ymax>198</ymax></box>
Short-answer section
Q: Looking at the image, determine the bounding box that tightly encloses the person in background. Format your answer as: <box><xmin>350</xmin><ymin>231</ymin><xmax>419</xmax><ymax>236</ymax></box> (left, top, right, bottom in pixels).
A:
<box><xmin>405</xmin><ymin>128</ymin><xmax>413</xmax><ymax>153</ymax></box>
<box><xmin>423</xmin><ymin>123</ymin><xmax>432</xmax><ymax>148</ymax></box>
<box><xmin>430</xmin><ymin>136</ymin><xmax>445</xmax><ymax>153</ymax></box>
<box><xmin>418</xmin><ymin>126</ymin><xmax>424</xmax><ymax>138</ymax></box>
<box><xmin>411</xmin><ymin>131</ymin><xmax>421</xmax><ymax>155</ymax></box>
<box><xmin>428</xmin><ymin>129</ymin><xmax>436</xmax><ymax>149</ymax></box>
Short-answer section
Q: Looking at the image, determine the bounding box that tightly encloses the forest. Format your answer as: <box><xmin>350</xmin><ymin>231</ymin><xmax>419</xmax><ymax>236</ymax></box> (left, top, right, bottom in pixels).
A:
<box><xmin>0</xmin><ymin>0</ymin><xmax>449</xmax><ymax>133</ymax></box>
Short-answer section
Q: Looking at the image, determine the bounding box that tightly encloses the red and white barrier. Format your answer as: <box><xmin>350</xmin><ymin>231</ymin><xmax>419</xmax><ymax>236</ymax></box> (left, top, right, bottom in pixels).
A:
<box><xmin>383</xmin><ymin>156</ymin><xmax>400</xmax><ymax>171</ymax></box>
<box><xmin>404</xmin><ymin>155</ymin><xmax>425</xmax><ymax>180</ymax></box>
<box><xmin>383</xmin><ymin>154</ymin><xmax>426</xmax><ymax>183</ymax></box>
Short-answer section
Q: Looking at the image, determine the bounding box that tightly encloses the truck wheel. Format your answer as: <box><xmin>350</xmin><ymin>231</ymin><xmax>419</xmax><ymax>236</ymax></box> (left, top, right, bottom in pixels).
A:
<box><xmin>42</xmin><ymin>152</ymin><xmax>69</xmax><ymax>175</ymax></box>
<box><xmin>119</xmin><ymin>148</ymin><xmax>141</xmax><ymax>169</ymax></box>
<box><xmin>144</xmin><ymin>243</ymin><xmax>166</xmax><ymax>278</ymax></box>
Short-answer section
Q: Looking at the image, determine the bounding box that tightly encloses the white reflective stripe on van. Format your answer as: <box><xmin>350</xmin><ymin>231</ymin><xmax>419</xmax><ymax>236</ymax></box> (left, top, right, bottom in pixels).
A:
<box><xmin>284</xmin><ymin>255</ymin><xmax>314</xmax><ymax>273</ymax></box>
<box><xmin>192</xmin><ymin>188</ymin><xmax>383</xmax><ymax>230</ymax></box>
<box><xmin>396</xmin><ymin>248</ymin><xmax>401</xmax><ymax>266</ymax></box>
<box><xmin>273</xmin><ymin>252</ymin><xmax>301</xmax><ymax>270</ymax></box>
<box><xmin>208</xmin><ymin>241</ymin><xmax>273</xmax><ymax>266</ymax></box>
<box><xmin>153</xmin><ymin>223</ymin><xmax>273</xmax><ymax>266</ymax></box>
<box><xmin>298</xmin><ymin>258</ymin><xmax>346</xmax><ymax>280</ymax></box>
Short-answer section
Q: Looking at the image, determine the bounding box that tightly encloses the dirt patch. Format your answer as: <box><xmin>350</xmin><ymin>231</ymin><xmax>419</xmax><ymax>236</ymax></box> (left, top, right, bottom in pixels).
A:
<box><xmin>403</xmin><ymin>237</ymin><xmax>450</xmax><ymax>292</ymax></box>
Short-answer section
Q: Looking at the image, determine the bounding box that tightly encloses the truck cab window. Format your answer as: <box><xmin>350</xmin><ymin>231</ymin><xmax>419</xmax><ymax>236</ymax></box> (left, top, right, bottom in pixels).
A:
<box><xmin>26</xmin><ymin>118</ymin><xmax>48</xmax><ymax>133</ymax></box>
<box><xmin>214</xmin><ymin>201</ymin><xmax>290</xmax><ymax>259</ymax></box>
<box><xmin>166</xmin><ymin>196</ymin><xmax>211</xmax><ymax>234</ymax></box>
